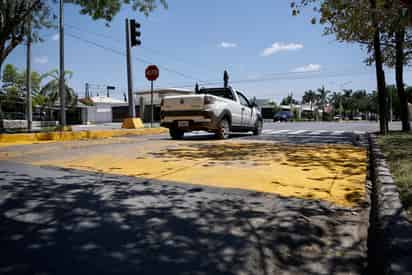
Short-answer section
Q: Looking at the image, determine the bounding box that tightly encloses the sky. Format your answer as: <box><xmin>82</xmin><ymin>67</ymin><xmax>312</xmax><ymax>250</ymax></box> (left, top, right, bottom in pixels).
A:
<box><xmin>5</xmin><ymin>0</ymin><xmax>412</xmax><ymax>103</ymax></box>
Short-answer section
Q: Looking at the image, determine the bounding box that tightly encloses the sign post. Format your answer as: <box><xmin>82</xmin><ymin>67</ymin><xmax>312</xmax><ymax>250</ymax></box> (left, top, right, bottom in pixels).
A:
<box><xmin>145</xmin><ymin>65</ymin><xmax>159</xmax><ymax>127</ymax></box>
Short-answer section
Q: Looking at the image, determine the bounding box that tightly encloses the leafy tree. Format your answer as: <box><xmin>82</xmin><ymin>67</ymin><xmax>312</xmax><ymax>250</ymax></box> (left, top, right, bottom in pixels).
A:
<box><xmin>0</xmin><ymin>63</ymin><xmax>41</xmax><ymax>113</ymax></box>
<box><xmin>0</xmin><ymin>0</ymin><xmax>167</xmax><ymax>72</ymax></box>
<box><xmin>291</xmin><ymin>0</ymin><xmax>390</xmax><ymax>133</ymax></box>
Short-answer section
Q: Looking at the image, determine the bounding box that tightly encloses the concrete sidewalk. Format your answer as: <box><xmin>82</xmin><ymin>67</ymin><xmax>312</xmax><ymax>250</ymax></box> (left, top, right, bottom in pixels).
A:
<box><xmin>71</xmin><ymin>122</ymin><xmax>160</xmax><ymax>131</ymax></box>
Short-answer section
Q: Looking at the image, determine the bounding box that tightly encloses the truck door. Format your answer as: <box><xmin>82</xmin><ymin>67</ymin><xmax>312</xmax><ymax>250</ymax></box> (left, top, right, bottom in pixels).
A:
<box><xmin>236</xmin><ymin>91</ymin><xmax>252</xmax><ymax>128</ymax></box>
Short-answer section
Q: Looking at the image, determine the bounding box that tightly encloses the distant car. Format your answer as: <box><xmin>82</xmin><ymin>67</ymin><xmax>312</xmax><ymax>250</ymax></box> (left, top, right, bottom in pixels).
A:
<box><xmin>273</xmin><ymin>111</ymin><xmax>293</xmax><ymax>122</ymax></box>
<box><xmin>353</xmin><ymin>115</ymin><xmax>363</xmax><ymax>121</ymax></box>
<box><xmin>333</xmin><ymin>115</ymin><xmax>341</xmax><ymax>121</ymax></box>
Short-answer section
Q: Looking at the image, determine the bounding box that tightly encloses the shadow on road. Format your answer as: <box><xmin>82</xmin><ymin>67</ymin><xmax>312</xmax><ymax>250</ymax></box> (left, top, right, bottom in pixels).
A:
<box><xmin>0</xmin><ymin>167</ymin><xmax>368</xmax><ymax>275</ymax></box>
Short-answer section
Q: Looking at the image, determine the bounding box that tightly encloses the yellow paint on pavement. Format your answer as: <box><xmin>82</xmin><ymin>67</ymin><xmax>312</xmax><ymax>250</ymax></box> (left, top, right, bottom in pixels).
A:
<box><xmin>33</xmin><ymin>141</ymin><xmax>366</xmax><ymax>207</ymax></box>
<box><xmin>0</xmin><ymin>127</ymin><xmax>167</xmax><ymax>147</ymax></box>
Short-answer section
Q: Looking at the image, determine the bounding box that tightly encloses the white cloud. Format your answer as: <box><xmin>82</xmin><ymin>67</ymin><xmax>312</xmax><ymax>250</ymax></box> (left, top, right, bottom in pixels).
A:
<box><xmin>291</xmin><ymin>64</ymin><xmax>321</xmax><ymax>73</ymax></box>
<box><xmin>52</xmin><ymin>33</ymin><xmax>59</xmax><ymax>41</ymax></box>
<box><xmin>261</xmin><ymin>42</ymin><xmax>303</xmax><ymax>56</ymax></box>
<box><xmin>219</xmin><ymin>42</ymin><xmax>237</xmax><ymax>48</ymax></box>
<box><xmin>34</xmin><ymin>56</ymin><xmax>49</xmax><ymax>64</ymax></box>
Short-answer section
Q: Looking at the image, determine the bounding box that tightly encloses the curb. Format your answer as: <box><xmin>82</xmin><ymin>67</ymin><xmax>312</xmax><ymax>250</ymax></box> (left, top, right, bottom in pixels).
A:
<box><xmin>0</xmin><ymin>128</ymin><xmax>168</xmax><ymax>146</ymax></box>
<box><xmin>368</xmin><ymin>134</ymin><xmax>412</xmax><ymax>274</ymax></box>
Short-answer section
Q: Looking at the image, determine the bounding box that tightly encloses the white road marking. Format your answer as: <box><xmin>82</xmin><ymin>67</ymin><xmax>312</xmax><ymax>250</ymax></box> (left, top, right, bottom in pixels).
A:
<box><xmin>263</xmin><ymin>129</ymin><xmax>363</xmax><ymax>136</ymax></box>
<box><xmin>308</xmin><ymin>130</ymin><xmax>328</xmax><ymax>135</ymax></box>
<box><xmin>269</xmin><ymin>130</ymin><xmax>290</xmax><ymax>134</ymax></box>
<box><xmin>288</xmin><ymin>130</ymin><xmax>308</xmax><ymax>135</ymax></box>
<box><xmin>331</xmin><ymin>131</ymin><xmax>345</xmax><ymax>135</ymax></box>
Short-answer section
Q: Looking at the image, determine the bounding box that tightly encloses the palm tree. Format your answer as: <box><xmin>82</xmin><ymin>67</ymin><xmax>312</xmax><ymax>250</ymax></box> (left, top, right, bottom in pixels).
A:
<box><xmin>316</xmin><ymin>86</ymin><xmax>330</xmax><ymax>120</ymax></box>
<box><xmin>40</xmin><ymin>69</ymin><xmax>77</xmax><ymax>120</ymax></box>
<box><xmin>302</xmin><ymin>90</ymin><xmax>318</xmax><ymax>112</ymax></box>
<box><xmin>329</xmin><ymin>91</ymin><xmax>343</xmax><ymax>117</ymax></box>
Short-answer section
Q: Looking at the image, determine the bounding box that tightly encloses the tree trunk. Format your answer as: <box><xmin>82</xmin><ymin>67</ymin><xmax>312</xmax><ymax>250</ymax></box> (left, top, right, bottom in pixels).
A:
<box><xmin>395</xmin><ymin>27</ymin><xmax>411</xmax><ymax>132</ymax></box>
<box><xmin>370</xmin><ymin>0</ymin><xmax>388</xmax><ymax>135</ymax></box>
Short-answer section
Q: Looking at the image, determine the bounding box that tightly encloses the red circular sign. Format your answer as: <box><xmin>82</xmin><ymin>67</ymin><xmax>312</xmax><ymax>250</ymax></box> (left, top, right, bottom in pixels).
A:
<box><xmin>145</xmin><ymin>65</ymin><xmax>159</xmax><ymax>81</ymax></box>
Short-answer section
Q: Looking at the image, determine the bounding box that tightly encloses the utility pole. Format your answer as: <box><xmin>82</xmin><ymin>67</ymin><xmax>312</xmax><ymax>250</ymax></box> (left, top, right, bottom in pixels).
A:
<box><xmin>59</xmin><ymin>0</ymin><xmax>66</xmax><ymax>126</ymax></box>
<box><xmin>125</xmin><ymin>18</ymin><xmax>135</xmax><ymax>117</ymax></box>
<box><xmin>26</xmin><ymin>15</ymin><xmax>32</xmax><ymax>131</ymax></box>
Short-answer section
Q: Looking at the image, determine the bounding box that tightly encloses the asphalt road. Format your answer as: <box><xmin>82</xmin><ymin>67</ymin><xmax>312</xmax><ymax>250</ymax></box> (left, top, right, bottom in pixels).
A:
<box><xmin>0</xmin><ymin>125</ymin><xmax>371</xmax><ymax>275</ymax></box>
<box><xmin>262</xmin><ymin>120</ymin><xmax>404</xmax><ymax>133</ymax></box>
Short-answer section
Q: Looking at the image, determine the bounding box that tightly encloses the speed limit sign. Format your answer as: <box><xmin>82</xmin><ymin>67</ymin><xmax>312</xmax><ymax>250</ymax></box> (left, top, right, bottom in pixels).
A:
<box><xmin>145</xmin><ymin>65</ymin><xmax>159</xmax><ymax>81</ymax></box>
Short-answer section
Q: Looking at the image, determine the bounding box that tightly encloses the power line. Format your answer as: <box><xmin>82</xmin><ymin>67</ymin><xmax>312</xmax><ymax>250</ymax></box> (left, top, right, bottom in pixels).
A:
<box><xmin>64</xmin><ymin>26</ymin><xmax>402</xmax><ymax>91</ymax></box>
<box><xmin>64</xmin><ymin>23</ymin><xmax>210</xmax><ymax>77</ymax></box>
<box><xmin>65</xmin><ymin>31</ymin><xmax>203</xmax><ymax>82</ymax></box>
<box><xmin>163</xmin><ymin>70</ymin><xmax>378</xmax><ymax>89</ymax></box>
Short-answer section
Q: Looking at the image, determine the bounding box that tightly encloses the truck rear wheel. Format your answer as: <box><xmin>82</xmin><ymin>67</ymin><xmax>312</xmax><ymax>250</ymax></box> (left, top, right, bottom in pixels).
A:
<box><xmin>215</xmin><ymin>118</ymin><xmax>230</xmax><ymax>139</ymax></box>
<box><xmin>170</xmin><ymin>128</ymin><xmax>184</xmax><ymax>140</ymax></box>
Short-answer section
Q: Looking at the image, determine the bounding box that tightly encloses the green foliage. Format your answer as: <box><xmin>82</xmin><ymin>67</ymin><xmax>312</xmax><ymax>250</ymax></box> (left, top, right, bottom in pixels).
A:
<box><xmin>0</xmin><ymin>63</ymin><xmax>42</xmax><ymax>113</ymax></box>
<box><xmin>70</xmin><ymin>0</ymin><xmax>168</xmax><ymax>21</ymax></box>
<box><xmin>40</xmin><ymin>69</ymin><xmax>77</xmax><ymax>108</ymax></box>
<box><xmin>0</xmin><ymin>0</ymin><xmax>167</xmax><ymax>69</ymax></box>
<box><xmin>0</xmin><ymin>1</ymin><xmax>55</xmax><ymax>69</ymax></box>
<box><xmin>280</xmin><ymin>93</ymin><xmax>299</xmax><ymax>105</ymax></box>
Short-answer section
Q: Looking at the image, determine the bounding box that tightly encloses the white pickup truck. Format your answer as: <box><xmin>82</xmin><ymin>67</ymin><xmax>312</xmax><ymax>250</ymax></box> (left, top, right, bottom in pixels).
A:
<box><xmin>160</xmin><ymin>87</ymin><xmax>263</xmax><ymax>139</ymax></box>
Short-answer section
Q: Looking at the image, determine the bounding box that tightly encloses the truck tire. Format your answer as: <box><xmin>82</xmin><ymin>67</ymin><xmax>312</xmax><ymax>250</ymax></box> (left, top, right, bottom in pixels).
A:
<box><xmin>215</xmin><ymin>118</ymin><xmax>230</xmax><ymax>139</ymax></box>
<box><xmin>253</xmin><ymin>120</ymin><xmax>263</xmax><ymax>136</ymax></box>
<box><xmin>170</xmin><ymin>128</ymin><xmax>184</xmax><ymax>140</ymax></box>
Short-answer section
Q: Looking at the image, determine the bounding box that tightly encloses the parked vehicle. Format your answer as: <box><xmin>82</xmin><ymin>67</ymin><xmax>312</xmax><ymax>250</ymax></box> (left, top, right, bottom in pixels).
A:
<box><xmin>273</xmin><ymin>111</ymin><xmax>293</xmax><ymax>122</ymax></box>
<box><xmin>353</xmin><ymin>115</ymin><xmax>363</xmax><ymax>121</ymax></box>
<box><xmin>160</xmin><ymin>87</ymin><xmax>263</xmax><ymax>139</ymax></box>
<box><xmin>333</xmin><ymin>115</ymin><xmax>341</xmax><ymax>120</ymax></box>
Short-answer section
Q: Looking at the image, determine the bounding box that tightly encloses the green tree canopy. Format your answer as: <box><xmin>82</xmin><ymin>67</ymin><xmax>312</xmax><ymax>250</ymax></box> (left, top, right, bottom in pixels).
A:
<box><xmin>0</xmin><ymin>0</ymin><xmax>168</xmax><ymax>71</ymax></box>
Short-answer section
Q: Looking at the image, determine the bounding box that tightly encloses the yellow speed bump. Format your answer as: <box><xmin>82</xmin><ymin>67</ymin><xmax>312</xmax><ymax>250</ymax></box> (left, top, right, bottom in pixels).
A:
<box><xmin>34</xmin><ymin>141</ymin><xmax>367</xmax><ymax>208</ymax></box>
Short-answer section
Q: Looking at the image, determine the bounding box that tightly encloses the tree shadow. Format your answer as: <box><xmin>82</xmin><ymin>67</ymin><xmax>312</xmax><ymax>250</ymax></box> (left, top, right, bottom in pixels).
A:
<box><xmin>0</xmin><ymin>167</ymin><xmax>369</xmax><ymax>275</ymax></box>
<box><xmin>148</xmin><ymin>142</ymin><xmax>365</xmax><ymax>178</ymax></box>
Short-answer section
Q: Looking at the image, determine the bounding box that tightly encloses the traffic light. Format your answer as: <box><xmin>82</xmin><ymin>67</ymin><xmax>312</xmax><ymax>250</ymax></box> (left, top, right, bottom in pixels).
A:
<box><xmin>130</xmin><ymin>20</ymin><xmax>141</xmax><ymax>47</ymax></box>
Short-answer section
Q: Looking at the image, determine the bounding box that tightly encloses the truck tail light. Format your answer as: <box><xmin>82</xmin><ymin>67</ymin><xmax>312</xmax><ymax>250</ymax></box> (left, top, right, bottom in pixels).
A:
<box><xmin>204</xmin><ymin>96</ymin><xmax>215</xmax><ymax>105</ymax></box>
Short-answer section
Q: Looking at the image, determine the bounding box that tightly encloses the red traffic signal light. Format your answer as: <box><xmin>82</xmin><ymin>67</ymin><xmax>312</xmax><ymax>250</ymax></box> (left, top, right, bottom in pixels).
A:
<box><xmin>130</xmin><ymin>20</ymin><xmax>141</xmax><ymax>47</ymax></box>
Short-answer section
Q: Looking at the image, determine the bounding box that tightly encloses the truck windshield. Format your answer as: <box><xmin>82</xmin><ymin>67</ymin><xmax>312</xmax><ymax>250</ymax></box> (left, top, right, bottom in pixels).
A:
<box><xmin>199</xmin><ymin>88</ymin><xmax>235</xmax><ymax>101</ymax></box>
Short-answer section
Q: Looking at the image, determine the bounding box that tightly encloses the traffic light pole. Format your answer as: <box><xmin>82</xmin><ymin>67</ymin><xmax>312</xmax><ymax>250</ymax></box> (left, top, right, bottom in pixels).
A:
<box><xmin>59</xmin><ymin>0</ymin><xmax>66</xmax><ymax>127</ymax></box>
<box><xmin>125</xmin><ymin>19</ymin><xmax>135</xmax><ymax>118</ymax></box>
<box><xmin>26</xmin><ymin>16</ymin><xmax>32</xmax><ymax>131</ymax></box>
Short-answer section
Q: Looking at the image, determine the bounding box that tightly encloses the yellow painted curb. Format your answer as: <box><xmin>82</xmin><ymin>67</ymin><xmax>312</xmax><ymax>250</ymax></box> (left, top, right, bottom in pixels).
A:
<box><xmin>0</xmin><ymin>127</ymin><xmax>167</xmax><ymax>146</ymax></box>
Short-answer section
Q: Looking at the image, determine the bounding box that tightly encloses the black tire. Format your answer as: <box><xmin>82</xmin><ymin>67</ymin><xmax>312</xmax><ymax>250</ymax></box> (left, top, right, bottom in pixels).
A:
<box><xmin>170</xmin><ymin>128</ymin><xmax>184</xmax><ymax>140</ymax></box>
<box><xmin>215</xmin><ymin>118</ymin><xmax>230</xmax><ymax>139</ymax></box>
<box><xmin>253</xmin><ymin>120</ymin><xmax>263</xmax><ymax>136</ymax></box>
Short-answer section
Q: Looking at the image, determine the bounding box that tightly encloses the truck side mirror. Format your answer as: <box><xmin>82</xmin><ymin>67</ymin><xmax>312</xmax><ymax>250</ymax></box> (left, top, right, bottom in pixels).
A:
<box><xmin>250</xmin><ymin>97</ymin><xmax>257</xmax><ymax>107</ymax></box>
